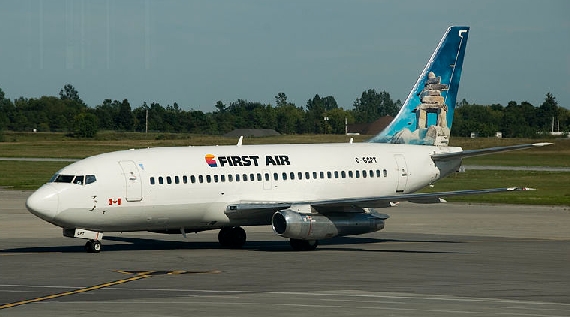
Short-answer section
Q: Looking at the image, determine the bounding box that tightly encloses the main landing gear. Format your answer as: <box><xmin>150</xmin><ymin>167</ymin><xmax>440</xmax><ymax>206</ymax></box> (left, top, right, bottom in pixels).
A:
<box><xmin>218</xmin><ymin>226</ymin><xmax>246</xmax><ymax>249</ymax></box>
<box><xmin>290</xmin><ymin>239</ymin><xmax>318</xmax><ymax>251</ymax></box>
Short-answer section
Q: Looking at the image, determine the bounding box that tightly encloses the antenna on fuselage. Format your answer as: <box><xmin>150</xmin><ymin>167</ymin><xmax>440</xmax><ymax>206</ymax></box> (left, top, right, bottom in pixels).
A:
<box><xmin>237</xmin><ymin>136</ymin><xmax>243</xmax><ymax>147</ymax></box>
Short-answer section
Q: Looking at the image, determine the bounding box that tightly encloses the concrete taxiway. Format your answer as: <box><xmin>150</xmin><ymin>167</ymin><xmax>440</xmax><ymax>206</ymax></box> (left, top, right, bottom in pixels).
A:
<box><xmin>0</xmin><ymin>190</ymin><xmax>569</xmax><ymax>317</ymax></box>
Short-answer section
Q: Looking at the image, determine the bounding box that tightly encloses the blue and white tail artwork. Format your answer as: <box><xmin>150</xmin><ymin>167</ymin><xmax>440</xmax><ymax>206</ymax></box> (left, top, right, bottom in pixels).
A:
<box><xmin>370</xmin><ymin>26</ymin><xmax>469</xmax><ymax>146</ymax></box>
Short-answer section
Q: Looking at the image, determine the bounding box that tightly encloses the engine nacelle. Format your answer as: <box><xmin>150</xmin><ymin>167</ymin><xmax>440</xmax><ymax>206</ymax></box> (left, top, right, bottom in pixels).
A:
<box><xmin>272</xmin><ymin>209</ymin><xmax>386</xmax><ymax>240</ymax></box>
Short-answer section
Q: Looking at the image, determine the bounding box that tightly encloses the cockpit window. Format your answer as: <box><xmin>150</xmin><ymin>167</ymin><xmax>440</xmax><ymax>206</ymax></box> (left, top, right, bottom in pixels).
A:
<box><xmin>85</xmin><ymin>175</ymin><xmax>97</xmax><ymax>184</ymax></box>
<box><xmin>51</xmin><ymin>174</ymin><xmax>97</xmax><ymax>185</ymax></box>
<box><xmin>74</xmin><ymin>175</ymin><xmax>84</xmax><ymax>185</ymax></box>
<box><xmin>54</xmin><ymin>175</ymin><xmax>75</xmax><ymax>183</ymax></box>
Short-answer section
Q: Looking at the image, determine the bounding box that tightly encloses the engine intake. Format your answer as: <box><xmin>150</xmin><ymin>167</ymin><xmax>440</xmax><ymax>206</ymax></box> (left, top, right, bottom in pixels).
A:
<box><xmin>272</xmin><ymin>209</ymin><xmax>386</xmax><ymax>240</ymax></box>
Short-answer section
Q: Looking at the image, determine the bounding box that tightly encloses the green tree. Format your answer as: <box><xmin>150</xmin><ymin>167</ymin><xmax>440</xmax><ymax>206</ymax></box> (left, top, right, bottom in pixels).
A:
<box><xmin>116</xmin><ymin>99</ymin><xmax>134</xmax><ymax>131</ymax></box>
<box><xmin>537</xmin><ymin>93</ymin><xmax>560</xmax><ymax>132</ymax></box>
<box><xmin>72</xmin><ymin>113</ymin><xmax>98</xmax><ymax>138</ymax></box>
<box><xmin>305</xmin><ymin>94</ymin><xmax>338</xmax><ymax>133</ymax></box>
<box><xmin>275</xmin><ymin>93</ymin><xmax>304</xmax><ymax>134</ymax></box>
<box><xmin>352</xmin><ymin>89</ymin><xmax>399</xmax><ymax>123</ymax></box>
<box><xmin>0</xmin><ymin>88</ymin><xmax>12</xmax><ymax>133</ymax></box>
<box><xmin>452</xmin><ymin>104</ymin><xmax>502</xmax><ymax>137</ymax></box>
<box><xmin>59</xmin><ymin>84</ymin><xmax>84</xmax><ymax>105</ymax></box>
<box><xmin>95</xmin><ymin>99</ymin><xmax>118</xmax><ymax>130</ymax></box>
<box><xmin>502</xmin><ymin>101</ymin><xmax>537</xmax><ymax>138</ymax></box>
<box><xmin>324</xmin><ymin>108</ymin><xmax>354</xmax><ymax>134</ymax></box>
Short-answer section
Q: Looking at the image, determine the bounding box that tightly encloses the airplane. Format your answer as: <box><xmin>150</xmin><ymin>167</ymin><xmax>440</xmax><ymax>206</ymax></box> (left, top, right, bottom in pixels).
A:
<box><xmin>26</xmin><ymin>26</ymin><xmax>550</xmax><ymax>253</ymax></box>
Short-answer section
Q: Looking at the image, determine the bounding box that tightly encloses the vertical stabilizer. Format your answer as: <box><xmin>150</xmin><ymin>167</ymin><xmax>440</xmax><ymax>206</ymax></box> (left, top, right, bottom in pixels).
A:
<box><xmin>369</xmin><ymin>26</ymin><xmax>469</xmax><ymax>146</ymax></box>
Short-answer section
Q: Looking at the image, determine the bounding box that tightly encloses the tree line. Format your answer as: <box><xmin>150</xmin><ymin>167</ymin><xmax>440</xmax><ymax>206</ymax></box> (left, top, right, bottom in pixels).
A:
<box><xmin>0</xmin><ymin>84</ymin><xmax>567</xmax><ymax>138</ymax></box>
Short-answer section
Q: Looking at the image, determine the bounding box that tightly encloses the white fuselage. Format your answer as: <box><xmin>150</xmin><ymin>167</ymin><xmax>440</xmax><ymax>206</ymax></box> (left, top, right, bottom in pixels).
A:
<box><xmin>26</xmin><ymin>143</ymin><xmax>462</xmax><ymax>232</ymax></box>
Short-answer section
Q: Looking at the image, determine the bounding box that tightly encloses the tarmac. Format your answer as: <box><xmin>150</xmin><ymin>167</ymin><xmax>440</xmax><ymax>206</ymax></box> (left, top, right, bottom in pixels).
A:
<box><xmin>1</xmin><ymin>190</ymin><xmax>569</xmax><ymax>317</ymax></box>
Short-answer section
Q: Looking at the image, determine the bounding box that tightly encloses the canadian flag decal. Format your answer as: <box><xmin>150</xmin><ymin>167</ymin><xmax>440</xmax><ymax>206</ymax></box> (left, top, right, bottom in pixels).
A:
<box><xmin>108</xmin><ymin>198</ymin><xmax>122</xmax><ymax>205</ymax></box>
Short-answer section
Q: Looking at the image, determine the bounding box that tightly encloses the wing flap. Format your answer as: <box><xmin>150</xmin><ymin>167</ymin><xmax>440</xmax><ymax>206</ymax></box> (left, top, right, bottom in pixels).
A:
<box><xmin>311</xmin><ymin>187</ymin><xmax>533</xmax><ymax>209</ymax></box>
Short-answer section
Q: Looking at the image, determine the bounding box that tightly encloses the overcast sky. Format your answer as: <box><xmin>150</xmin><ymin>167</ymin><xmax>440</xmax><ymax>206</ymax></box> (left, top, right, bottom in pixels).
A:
<box><xmin>0</xmin><ymin>0</ymin><xmax>568</xmax><ymax>112</ymax></box>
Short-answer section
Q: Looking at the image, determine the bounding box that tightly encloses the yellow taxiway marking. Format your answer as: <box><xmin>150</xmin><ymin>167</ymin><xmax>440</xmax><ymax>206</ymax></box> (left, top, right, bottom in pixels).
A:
<box><xmin>0</xmin><ymin>270</ymin><xmax>219</xmax><ymax>310</ymax></box>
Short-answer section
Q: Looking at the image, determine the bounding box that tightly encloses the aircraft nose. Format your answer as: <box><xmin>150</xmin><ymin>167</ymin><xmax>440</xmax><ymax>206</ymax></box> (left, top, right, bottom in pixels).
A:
<box><xmin>26</xmin><ymin>184</ymin><xmax>59</xmax><ymax>221</ymax></box>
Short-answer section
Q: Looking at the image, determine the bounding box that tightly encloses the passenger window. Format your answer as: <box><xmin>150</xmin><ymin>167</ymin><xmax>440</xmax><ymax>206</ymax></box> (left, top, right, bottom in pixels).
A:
<box><xmin>282</xmin><ymin>172</ymin><xmax>287</xmax><ymax>180</ymax></box>
<box><xmin>313</xmin><ymin>172</ymin><xmax>317</xmax><ymax>179</ymax></box>
<box><xmin>228</xmin><ymin>174</ymin><xmax>234</xmax><ymax>182</ymax></box>
<box><xmin>214</xmin><ymin>175</ymin><xmax>219</xmax><ymax>183</ymax></box>
<box><xmin>290</xmin><ymin>172</ymin><xmax>295</xmax><ymax>180</ymax></box>
<box><xmin>305</xmin><ymin>172</ymin><xmax>310</xmax><ymax>179</ymax></box>
<box><xmin>265</xmin><ymin>173</ymin><xmax>270</xmax><ymax>181</ymax></box>
<box><xmin>298</xmin><ymin>172</ymin><xmax>303</xmax><ymax>180</ymax></box>
<box><xmin>251</xmin><ymin>173</ymin><xmax>256</xmax><ymax>181</ymax></box>
<box><xmin>206</xmin><ymin>175</ymin><xmax>212</xmax><ymax>183</ymax></box>
<box><xmin>334</xmin><ymin>171</ymin><xmax>339</xmax><ymax>178</ymax></box>
<box><xmin>383</xmin><ymin>169</ymin><xmax>388</xmax><ymax>177</ymax></box>
<box><xmin>221</xmin><ymin>175</ymin><xmax>226</xmax><ymax>182</ymax></box>
<box><xmin>167</xmin><ymin>176</ymin><xmax>173</xmax><ymax>184</ymax></box>
<box><xmin>85</xmin><ymin>175</ymin><xmax>97</xmax><ymax>184</ymax></box>
<box><xmin>341</xmin><ymin>171</ymin><xmax>346</xmax><ymax>178</ymax></box>
<box><xmin>236</xmin><ymin>174</ymin><xmax>240</xmax><ymax>182</ymax></box>
<box><xmin>348</xmin><ymin>171</ymin><xmax>353</xmax><ymax>178</ymax></box>
<box><xmin>376</xmin><ymin>170</ymin><xmax>381</xmax><ymax>178</ymax></box>
<box><xmin>159</xmin><ymin>176</ymin><xmax>164</xmax><ymax>184</ymax></box>
<box><xmin>150</xmin><ymin>177</ymin><xmax>155</xmax><ymax>185</ymax></box>
<box><xmin>370</xmin><ymin>170</ymin><xmax>374</xmax><ymax>178</ymax></box>
<box><xmin>175</xmin><ymin>176</ymin><xmax>180</xmax><ymax>184</ymax></box>
<box><xmin>362</xmin><ymin>170</ymin><xmax>367</xmax><ymax>178</ymax></box>
<box><xmin>183</xmin><ymin>175</ymin><xmax>188</xmax><ymax>184</ymax></box>
<box><xmin>273</xmin><ymin>173</ymin><xmax>278</xmax><ymax>181</ymax></box>
<box><xmin>319</xmin><ymin>172</ymin><xmax>324</xmax><ymax>179</ymax></box>
<box><xmin>191</xmin><ymin>175</ymin><xmax>196</xmax><ymax>183</ymax></box>
<box><xmin>198</xmin><ymin>175</ymin><xmax>204</xmax><ymax>183</ymax></box>
<box><xmin>327</xmin><ymin>171</ymin><xmax>332</xmax><ymax>178</ymax></box>
<box><xmin>355</xmin><ymin>171</ymin><xmax>360</xmax><ymax>178</ymax></box>
<box><xmin>242</xmin><ymin>174</ymin><xmax>248</xmax><ymax>181</ymax></box>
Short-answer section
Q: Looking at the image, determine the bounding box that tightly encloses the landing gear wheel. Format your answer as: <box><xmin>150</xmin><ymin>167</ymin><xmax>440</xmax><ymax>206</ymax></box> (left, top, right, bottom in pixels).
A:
<box><xmin>218</xmin><ymin>226</ymin><xmax>247</xmax><ymax>249</ymax></box>
<box><xmin>290</xmin><ymin>239</ymin><xmax>318</xmax><ymax>251</ymax></box>
<box><xmin>84</xmin><ymin>240</ymin><xmax>101</xmax><ymax>253</ymax></box>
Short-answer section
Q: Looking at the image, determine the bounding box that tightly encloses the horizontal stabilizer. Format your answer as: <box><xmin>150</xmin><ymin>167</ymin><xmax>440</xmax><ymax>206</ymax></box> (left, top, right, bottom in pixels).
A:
<box><xmin>431</xmin><ymin>143</ymin><xmax>552</xmax><ymax>162</ymax></box>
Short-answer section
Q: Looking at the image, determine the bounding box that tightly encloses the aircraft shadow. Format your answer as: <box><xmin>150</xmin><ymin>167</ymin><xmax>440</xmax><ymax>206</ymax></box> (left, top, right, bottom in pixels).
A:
<box><xmin>0</xmin><ymin>235</ymin><xmax>463</xmax><ymax>254</ymax></box>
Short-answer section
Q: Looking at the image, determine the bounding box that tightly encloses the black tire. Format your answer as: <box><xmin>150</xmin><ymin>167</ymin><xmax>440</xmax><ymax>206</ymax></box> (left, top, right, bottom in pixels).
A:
<box><xmin>218</xmin><ymin>227</ymin><xmax>247</xmax><ymax>249</ymax></box>
<box><xmin>85</xmin><ymin>240</ymin><xmax>101</xmax><ymax>253</ymax></box>
<box><xmin>290</xmin><ymin>239</ymin><xmax>318</xmax><ymax>251</ymax></box>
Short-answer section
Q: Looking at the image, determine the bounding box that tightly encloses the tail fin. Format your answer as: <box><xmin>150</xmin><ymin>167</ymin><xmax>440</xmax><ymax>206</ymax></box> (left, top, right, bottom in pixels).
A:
<box><xmin>369</xmin><ymin>26</ymin><xmax>469</xmax><ymax>146</ymax></box>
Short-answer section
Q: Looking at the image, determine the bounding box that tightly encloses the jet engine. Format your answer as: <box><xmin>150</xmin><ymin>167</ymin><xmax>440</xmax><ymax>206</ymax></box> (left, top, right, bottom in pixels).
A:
<box><xmin>272</xmin><ymin>209</ymin><xmax>386</xmax><ymax>240</ymax></box>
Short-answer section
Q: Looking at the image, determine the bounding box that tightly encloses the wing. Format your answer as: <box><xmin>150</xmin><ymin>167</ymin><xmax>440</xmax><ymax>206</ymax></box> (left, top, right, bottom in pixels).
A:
<box><xmin>431</xmin><ymin>143</ymin><xmax>552</xmax><ymax>161</ymax></box>
<box><xmin>225</xmin><ymin>187</ymin><xmax>533</xmax><ymax>222</ymax></box>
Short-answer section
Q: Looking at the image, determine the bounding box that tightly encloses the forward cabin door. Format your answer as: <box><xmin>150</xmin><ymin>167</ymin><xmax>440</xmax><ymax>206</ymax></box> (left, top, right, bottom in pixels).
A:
<box><xmin>394</xmin><ymin>154</ymin><xmax>409</xmax><ymax>193</ymax></box>
<box><xmin>119</xmin><ymin>160</ymin><xmax>143</xmax><ymax>202</ymax></box>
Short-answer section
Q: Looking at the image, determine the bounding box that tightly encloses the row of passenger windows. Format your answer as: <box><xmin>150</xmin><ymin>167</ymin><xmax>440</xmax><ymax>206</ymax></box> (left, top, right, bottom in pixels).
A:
<box><xmin>150</xmin><ymin>169</ymin><xmax>389</xmax><ymax>185</ymax></box>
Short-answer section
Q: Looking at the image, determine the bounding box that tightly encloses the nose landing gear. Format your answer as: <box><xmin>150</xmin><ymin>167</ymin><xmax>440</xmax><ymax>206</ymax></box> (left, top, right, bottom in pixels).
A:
<box><xmin>63</xmin><ymin>228</ymin><xmax>104</xmax><ymax>253</ymax></box>
<box><xmin>84</xmin><ymin>240</ymin><xmax>102</xmax><ymax>253</ymax></box>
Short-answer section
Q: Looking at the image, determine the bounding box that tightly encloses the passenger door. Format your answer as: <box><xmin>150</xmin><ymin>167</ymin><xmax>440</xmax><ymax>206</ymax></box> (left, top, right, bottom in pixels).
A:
<box><xmin>119</xmin><ymin>160</ymin><xmax>143</xmax><ymax>202</ymax></box>
<box><xmin>394</xmin><ymin>154</ymin><xmax>409</xmax><ymax>193</ymax></box>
